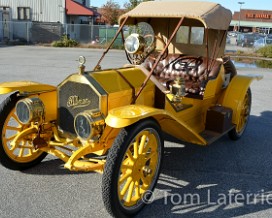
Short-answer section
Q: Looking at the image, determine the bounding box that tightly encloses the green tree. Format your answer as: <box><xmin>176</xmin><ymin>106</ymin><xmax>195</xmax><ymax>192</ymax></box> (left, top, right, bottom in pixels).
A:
<box><xmin>100</xmin><ymin>0</ymin><xmax>121</xmax><ymax>25</ymax></box>
<box><xmin>124</xmin><ymin>0</ymin><xmax>153</xmax><ymax>10</ymax></box>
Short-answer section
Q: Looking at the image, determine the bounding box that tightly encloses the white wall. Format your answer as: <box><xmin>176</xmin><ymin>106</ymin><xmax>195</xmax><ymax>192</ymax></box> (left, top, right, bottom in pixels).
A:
<box><xmin>0</xmin><ymin>0</ymin><xmax>66</xmax><ymax>23</ymax></box>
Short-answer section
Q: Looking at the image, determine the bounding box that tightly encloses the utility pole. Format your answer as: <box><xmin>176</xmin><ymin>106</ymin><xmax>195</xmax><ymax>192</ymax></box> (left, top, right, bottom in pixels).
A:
<box><xmin>238</xmin><ymin>2</ymin><xmax>245</xmax><ymax>32</ymax></box>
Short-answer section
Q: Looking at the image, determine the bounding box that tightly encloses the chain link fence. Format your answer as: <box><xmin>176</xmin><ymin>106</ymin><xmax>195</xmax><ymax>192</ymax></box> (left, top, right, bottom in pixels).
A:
<box><xmin>0</xmin><ymin>21</ymin><xmax>122</xmax><ymax>47</ymax></box>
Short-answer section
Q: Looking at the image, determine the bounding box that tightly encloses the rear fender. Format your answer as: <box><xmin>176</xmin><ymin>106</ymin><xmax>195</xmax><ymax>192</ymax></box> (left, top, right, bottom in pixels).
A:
<box><xmin>218</xmin><ymin>75</ymin><xmax>263</xmax><ymax>125</ymax></box>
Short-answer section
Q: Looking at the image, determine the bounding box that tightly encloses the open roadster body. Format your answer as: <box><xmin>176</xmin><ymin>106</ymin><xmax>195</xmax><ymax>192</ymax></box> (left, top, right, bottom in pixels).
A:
<box><xmin>0</xmin><ymin>1</ymin><xmax>262</xmax><ymax>217</ymax></box>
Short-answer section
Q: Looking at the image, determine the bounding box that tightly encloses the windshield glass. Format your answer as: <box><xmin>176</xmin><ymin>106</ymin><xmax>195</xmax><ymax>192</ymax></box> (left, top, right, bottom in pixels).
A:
<box><xmin>176</xmin><ymin>26</ymin><xmax>204</xmax><ymax>45</ymax></box>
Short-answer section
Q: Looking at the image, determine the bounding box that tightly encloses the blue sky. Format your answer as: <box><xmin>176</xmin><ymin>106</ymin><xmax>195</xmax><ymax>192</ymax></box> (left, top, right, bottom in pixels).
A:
<box><xmin>91</xmin><ymin>0</ymin><xmax>272</xmax><ymax>12</ymax></box>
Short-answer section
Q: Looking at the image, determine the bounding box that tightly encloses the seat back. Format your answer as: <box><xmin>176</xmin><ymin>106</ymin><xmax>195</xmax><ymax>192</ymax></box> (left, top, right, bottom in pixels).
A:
<box><xmin>143</xmin><ymin>54</ymin><xmax>221</xmax><ymax>95</ymax></box>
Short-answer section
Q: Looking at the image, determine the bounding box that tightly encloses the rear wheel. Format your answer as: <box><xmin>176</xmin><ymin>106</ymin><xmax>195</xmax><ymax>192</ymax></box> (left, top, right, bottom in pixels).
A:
<box><xmin>102</xmin><ymin>119</ymin><xmax>163</xmax><ymax>217</ymax></box>
<box><xmin>0</xmin><ymin>93</ymin><xmax>47</xmax><ymax>170</ymax></box>
<box><xmin>228</xmin><ymin>88</ymin><xmax>252</xmax><ymax>140</ymax></box>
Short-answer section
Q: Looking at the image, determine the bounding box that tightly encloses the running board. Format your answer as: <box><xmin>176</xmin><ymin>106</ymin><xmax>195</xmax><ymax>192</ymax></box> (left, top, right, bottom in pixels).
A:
<box><xmin>200</xmin><ymin>125</ymin><xmax>235</xmax><ymax>145</ymax></box>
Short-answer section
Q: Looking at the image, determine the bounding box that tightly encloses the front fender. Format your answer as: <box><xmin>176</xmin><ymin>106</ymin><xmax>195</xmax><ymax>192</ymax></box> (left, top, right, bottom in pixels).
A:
<box><xmin>0</xmin><ymin>81</ymin><xmax>57</xmax><ymax>121</ymax></box>
<box><xmin>219</xmin><ymin>74</ymin><xmax>263</xmax><ymax>125</ymax></box>
<box><xmin>105</xmin><ymin>105</ymin><xmax>166</xmax><ymax>128</ymax></box>
<box><xmin>106</xmin><ymin>104</ymin><xmax>207</xmax><ymax>145</ymax></box>
<box><xmin>0</xmin><ymin>81</ymin><xmax>56</xmax><ymax>95</ymax></box>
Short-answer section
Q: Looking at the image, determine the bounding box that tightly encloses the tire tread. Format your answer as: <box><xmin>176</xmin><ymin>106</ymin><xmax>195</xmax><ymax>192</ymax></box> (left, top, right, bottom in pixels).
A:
<box><xmin>102</xmin><ymin>119</ymin><xmax>163</xmax><ymax>218</ymax></box>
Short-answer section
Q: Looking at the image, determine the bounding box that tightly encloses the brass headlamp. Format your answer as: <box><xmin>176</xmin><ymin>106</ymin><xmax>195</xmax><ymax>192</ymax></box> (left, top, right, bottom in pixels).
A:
<box><xmin>74</xmin><ymin>109</ymin><xmax>105</xmax><ymax>141</ymax></box>
<box><xmin>15</xmin><ymin>97</ymin><xmax>45</xmax><ymax>124</ymax></box>
<box><xmin>124</xmin><ymin>33</ymin><xmax>145</xmax><ymax>54</ymax></box>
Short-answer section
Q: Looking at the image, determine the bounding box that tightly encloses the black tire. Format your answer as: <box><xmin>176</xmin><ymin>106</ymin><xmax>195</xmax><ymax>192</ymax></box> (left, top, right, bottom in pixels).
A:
<box><xmin>228</xmin><ymin>88</ymin><xmax>252</xmax><ymax>140</ymax></box>
<box><xmin>0</xmin><ymin>93</ymin><xmax>47</xmax><ymax>170</ymax></box>
<box><xmin>102</xmin><ymin>119</ymin><xmax>164</xmax><ymax>218</ymax></box>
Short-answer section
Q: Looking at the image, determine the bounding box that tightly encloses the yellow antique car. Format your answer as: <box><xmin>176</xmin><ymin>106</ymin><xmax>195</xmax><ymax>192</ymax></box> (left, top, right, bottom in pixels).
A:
<box><xmin>0</xmin><ymin>1</ymin><xmax>262</xmax><ymax>217</ymax></box>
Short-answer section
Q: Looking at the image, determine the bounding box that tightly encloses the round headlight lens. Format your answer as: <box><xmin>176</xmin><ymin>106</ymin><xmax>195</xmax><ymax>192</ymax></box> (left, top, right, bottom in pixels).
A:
<box><xmin>74</xmin><ymin>110</ymin><xmax>105</xmax><ymax>141</ymax></box>
<box><xmin>15</xmin><ymin>97</ymin><xmax>44</xmax><ymax>124</ymax></box>
<box><xmin>74</xmin><ymin>114</ymin><xmax>91</xmax><ymax>140</ymax></box>
<box><xmin>16</xmin><ymin>101</ymin><xmax>30</xmax><ymax>124</ymax></box>
<box><xmin>124</xmin><ymin>33</ymin><xmax>144</xmax><ymax>54</ymax></box>
<box><xmin>125</xmin><ymin>34</ymin><xmax>139</xmax><ymax>53</ymax></box>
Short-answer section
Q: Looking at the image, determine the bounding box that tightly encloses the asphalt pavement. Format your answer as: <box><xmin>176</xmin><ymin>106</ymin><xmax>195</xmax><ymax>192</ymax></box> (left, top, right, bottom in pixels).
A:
<box><xmin>0</xmin><ymin>46</ymin><xmax>271</xmax><ymax>218</ymax></box>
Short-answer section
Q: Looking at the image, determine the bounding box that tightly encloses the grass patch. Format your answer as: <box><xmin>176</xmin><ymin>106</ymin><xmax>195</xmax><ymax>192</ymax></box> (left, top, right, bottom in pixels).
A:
<box><xmin>51</xmin><ymin>35</ymin><xmax>78</xmax><ymax>47</ymax></box>
<box><xmin>256</xmin><ymin>45</ymin><xmax>272</xmax><ymax>58</ymax></box>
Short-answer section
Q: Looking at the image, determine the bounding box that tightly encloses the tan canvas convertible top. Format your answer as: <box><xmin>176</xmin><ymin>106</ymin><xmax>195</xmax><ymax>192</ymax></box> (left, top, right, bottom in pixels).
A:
<box><xmin>119</xmin><ymin>1</ymin><xmax>232</xmax><ymax>30</ymax></box>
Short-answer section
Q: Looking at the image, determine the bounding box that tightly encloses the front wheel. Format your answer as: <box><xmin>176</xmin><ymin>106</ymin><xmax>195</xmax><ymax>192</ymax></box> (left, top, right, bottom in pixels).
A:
<box><xmin>0</xmin><ymin>93</ymin><xmax>47</xmax><ymax>170</ymax></box>
<box><xmin>102</xmin><ymin>119</ymin><xmax>164</xmax><ymax>217</ymax></box>
<box><xmin>228</xmin><ymin>88</ymin><xmax>252</xmax><ymax>140</ymax></box>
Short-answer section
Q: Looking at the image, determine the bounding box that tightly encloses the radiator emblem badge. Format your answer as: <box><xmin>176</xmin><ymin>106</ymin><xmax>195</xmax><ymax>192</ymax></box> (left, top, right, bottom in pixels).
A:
<box><xmin>67</xmin><ymin>95</ymin><xmax>91</xmax><ymax>109</ymax></box>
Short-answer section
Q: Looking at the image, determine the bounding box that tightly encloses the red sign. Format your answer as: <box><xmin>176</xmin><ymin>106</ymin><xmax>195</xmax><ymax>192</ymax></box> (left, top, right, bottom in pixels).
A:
<box><xmin>246</xmin><ymin>13</ymin><xmax>272</xmax><ymax>19</ymax></box>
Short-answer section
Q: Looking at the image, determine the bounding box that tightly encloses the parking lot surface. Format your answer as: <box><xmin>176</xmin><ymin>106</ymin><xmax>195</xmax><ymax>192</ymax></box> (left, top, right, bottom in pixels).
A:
<box><xmin>0</xmin><ymin>46</ymin><xmax>271</xmax><ymax>218</ymax></box>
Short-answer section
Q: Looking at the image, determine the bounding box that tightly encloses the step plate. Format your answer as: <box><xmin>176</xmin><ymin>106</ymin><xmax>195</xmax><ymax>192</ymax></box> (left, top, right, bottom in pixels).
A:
<box><xmin>200</xmin><ymin>125</ymin><xmax>235</xmax><ymax>145</ymax></box>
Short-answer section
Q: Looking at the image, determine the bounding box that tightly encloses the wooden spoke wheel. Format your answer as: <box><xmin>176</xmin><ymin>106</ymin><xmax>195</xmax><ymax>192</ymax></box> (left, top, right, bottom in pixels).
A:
<box><xmin>0</xmin><ymin>93</ymin><xmax>47</xmax><ymax>170</ymax></box>
<box><xmin>102</xmin><ymin>119</ymin><xmax>163</xmax><ymax>217</ymax></box>
<box><xmin>229</xmin><ymin>88</ymin><xmax>252</xmax><ymax>140</ymax></box>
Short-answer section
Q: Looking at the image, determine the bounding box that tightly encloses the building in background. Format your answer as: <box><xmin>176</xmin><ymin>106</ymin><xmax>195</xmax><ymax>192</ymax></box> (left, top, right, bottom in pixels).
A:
<box><xmin>74</xmin><ymin>0</ymin><xmax>91</xmax><ymax>7</ymax></box>
<box><xmin>0</xmin><ymin>0</ymin><xmax>101</xmax><ymax>42</ymax></box>
<box><xmin>231</xmin><ymin>9</ymin><xmax>272</xmax><ymax>34</ymax></box>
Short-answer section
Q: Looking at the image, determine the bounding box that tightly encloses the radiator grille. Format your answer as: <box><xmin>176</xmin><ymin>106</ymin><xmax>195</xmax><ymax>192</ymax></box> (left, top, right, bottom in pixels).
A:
<box><xmin>58</xmin><ymin>81</ymin><xmax>100</xmax><ymax>135</ymax></box>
